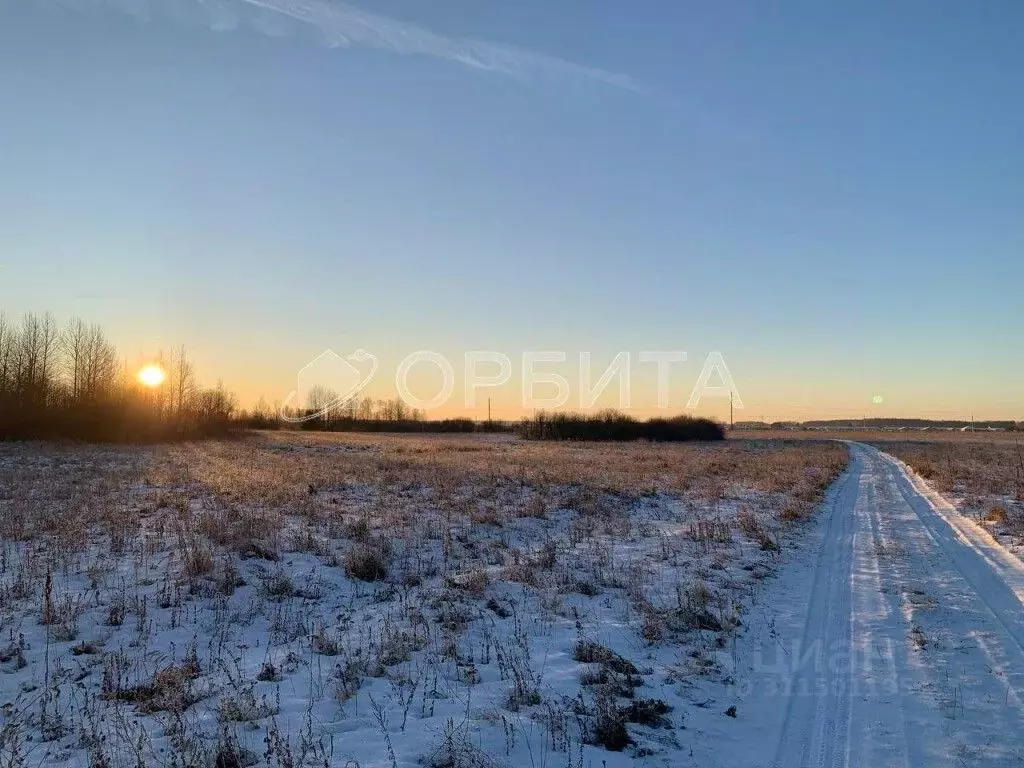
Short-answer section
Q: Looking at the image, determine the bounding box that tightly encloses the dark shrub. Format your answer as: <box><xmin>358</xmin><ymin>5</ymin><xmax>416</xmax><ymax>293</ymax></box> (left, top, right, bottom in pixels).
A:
<box><xmin>573</xmin><ymin>641</ymin><xmax>639</xmax><ymax>675</ymax></box>
<box><xmin>592</xmin><ymin>688</ymin><xmax>631</xmax><ymax>751</ymax></box>
<box><xmin>519</xmin><ymin>410</ymin><xmax>724</xmax><ymax>442</ymax></box>
<box><xmin>344</xmin><ymin>538</ymin><xmax>391</xmax><ymax>582</ymax></box>
<box><xmin>623</xmin><ymin>698</ymin><xmax>672</xmax><ymax>727</ymax></box>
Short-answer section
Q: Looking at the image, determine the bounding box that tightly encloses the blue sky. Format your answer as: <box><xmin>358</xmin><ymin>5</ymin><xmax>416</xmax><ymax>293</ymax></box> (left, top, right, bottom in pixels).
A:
<box><xmin>1</xmin><ymin>0</ymin><xmax>1022</xmax><ymax>419</ymax></box>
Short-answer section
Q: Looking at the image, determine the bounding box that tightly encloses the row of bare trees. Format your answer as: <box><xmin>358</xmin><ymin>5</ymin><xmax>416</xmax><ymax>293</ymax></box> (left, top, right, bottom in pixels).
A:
<box><xmin>0</xmin><ymin>312</ymin><xmax>236</xmax><ymax>441</ymax></box>
<box><xmin>233</xmin><ymin>388</ymin><xmax>481</xmax><ymax>433</ymax></box>
<box><xmin>299</xmin><ymin>387</ymin><xmax>426</xmax><ymax>423</ymax></box>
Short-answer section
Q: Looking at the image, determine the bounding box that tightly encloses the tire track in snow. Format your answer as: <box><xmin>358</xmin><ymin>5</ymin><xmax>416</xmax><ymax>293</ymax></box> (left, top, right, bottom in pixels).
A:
<box><xmin>879</xmin><ymin>449</ymin><xmax>1024</xmax><ymax>707</ymax></box>
<box><xmin>845</xmin><ymin>464</ymin><xmax>914</xmax><ymax>768</ymax></box>
<box><xmin>769</xmin><ymin>446</ymin><xmax>861</xmax><ymax>768</ymax></box>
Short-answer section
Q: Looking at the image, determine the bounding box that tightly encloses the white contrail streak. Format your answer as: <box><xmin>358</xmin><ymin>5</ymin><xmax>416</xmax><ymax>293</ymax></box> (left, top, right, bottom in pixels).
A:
<box><xmin>39</xmin><ymin>0</ymin><xmax>647</xmax><ymax>92</ymax></box>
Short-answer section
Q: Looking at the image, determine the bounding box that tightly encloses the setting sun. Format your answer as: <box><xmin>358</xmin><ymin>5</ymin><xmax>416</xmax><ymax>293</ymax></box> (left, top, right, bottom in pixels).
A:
<box><xmin>138</xmin><ymin>364</ymin><xmax>166</xmax><ymax>388</ymax></box>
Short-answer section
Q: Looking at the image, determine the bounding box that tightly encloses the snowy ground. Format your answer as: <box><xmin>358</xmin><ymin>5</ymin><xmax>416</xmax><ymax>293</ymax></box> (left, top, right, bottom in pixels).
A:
<box><xmin>870</xmin><ymin>438</ymin><xmax>1024</xmax><ymax>562</ymax></box>
<box><xmin>713</xmin><ymin>442</ymin><xmax>1024</xmax><ymax>768</ymax></box>
<box><xmin>0</xmin><ymin>434</ymin><xmax>846</xmax><ymax>768</ymax></box>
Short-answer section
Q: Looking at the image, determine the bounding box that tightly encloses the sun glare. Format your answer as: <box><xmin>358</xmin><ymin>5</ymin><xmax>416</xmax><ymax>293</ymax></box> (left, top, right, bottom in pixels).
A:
<box><xmin>138</xmin><ymin>364</ymin><xmax>166</xmax><ymax>388</ymax></box>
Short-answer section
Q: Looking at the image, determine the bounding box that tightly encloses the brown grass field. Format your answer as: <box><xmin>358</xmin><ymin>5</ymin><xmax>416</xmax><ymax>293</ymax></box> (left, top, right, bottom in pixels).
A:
<box><xmin>731</xmin><ymin>429</ymin><xmax>1023</xmax><ymax>445</ymax></box>
<box><xmin>734</xmin><ymin>429</ymin><xmax>1024</xmax><ymax>547</ymax></box>
<box><xmin>730</xmin><ymin>429</ymin><xmax>1023</xmax><ymax>501</ymax></box>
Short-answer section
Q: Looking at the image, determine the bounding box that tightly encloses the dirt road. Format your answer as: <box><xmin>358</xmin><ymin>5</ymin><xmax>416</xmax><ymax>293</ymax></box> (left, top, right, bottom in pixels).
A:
<box><xmin>722</xmin><ymin>442</ymin><xmax>1024</xmax><ymax>767</ymax></box>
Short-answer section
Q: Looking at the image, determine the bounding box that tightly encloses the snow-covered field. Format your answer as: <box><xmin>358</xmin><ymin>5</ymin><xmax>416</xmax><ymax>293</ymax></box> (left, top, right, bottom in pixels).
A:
<box><xmin>0</xmin><ymin>433</ymin><xmax>846</xmax><ymax>768</ymax></box>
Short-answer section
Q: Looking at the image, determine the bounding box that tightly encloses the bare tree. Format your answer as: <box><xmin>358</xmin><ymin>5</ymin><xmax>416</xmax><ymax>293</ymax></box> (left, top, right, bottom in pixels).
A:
<box><xmin>82</xmin><ymin>324</ymin><xmax>117</xmax><ymax>402</ymax></box>
<box><xmin>0</xmin><ymin>312</ymin><xmax>13</xmax><ymax>400</ymax></box>
<box><xmin>61</xmin><ymin>319</ymin><xmax>88</xmax><ymax>403</ymax></box>
<box><xmin>194</xmin><ymin>380</ymin><xmax>235</xmax><ymax>428</ymax></box>
<box><xmin>306</xmin><ymin>385</ymin><xmax>338</xmax><ymax>423</ymax></box>
<box><xmin>14</xmin><ymin>312</ymin><xmax>59</xmax><ymax>409</ymax></box>
<box><xmin>356</xmin><ymin>396</ymin><xmax>375</xmax><ymax>421</ymax></box>
<box><xmin>169</xmin><ymin>346</ymin><xmax>195</xmax><ymax>420</ymax></box>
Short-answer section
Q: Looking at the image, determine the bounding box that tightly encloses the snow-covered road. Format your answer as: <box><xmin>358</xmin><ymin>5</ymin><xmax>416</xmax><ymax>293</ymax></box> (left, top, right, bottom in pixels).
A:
<box><xmin>716</xmin><ymin>442</ymin><xmax>1024</xmax><ymax>767</ymax></box>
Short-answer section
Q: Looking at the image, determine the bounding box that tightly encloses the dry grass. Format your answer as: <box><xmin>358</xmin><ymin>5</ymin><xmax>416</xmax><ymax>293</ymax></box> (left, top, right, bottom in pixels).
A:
<box><xmin>0</xmin><ymin>431</ymin><xmax>848</xmax><ymax>766</ymax></box>
<box><xmin>163</xmin><ymin>430</ymin><xmax>848</xmax><ymax>510</ymax></box>
<box><xmin>867</xmin><ymin>437</ymin><xmax>1024</xmax><ymax>536</ymax></box>
<box><xmin>737</xmin><ymin>430</ymin><xmax>1024</xmax><ymax>529</ymax></box>
<box><xmin>869</xmin><ymin>438</ymin><xmax>1023</xmax><ymax>500</ymax></box>
<box><xmin>736</xmin><ymin>429</ymin><xmax>1023</xmax><ymax>445</ymax></box>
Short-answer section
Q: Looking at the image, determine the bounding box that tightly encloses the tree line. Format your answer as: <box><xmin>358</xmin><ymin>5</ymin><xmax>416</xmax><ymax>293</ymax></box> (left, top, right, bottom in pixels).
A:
<box><xmin>0</xmin><ymin>312</ymin><xmax>724</xmax><ymax>443</ymax></box>
<box><xmin>238</xmin><ymin>390</ymin><xmax>725</xmax><ymax>441</ymax></box>
<box><xmin>0</xmin><ymin>312</ymin><xmax>235</xmax><ymax>441</ymax></box>
<box><xmin>242</xmin><ymin>386</ymin><xmax>487</xmax><ymax>433</ymax></box>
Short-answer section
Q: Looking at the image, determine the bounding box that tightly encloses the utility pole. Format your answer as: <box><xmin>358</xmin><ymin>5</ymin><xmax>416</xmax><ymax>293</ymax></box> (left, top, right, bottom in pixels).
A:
<box><xmin>730</xmin><ymin>391</ymin><xmax>734</xmax><ymax>430</ymax></box>
<box><xmin>487</xmin><ymin>398</ymin><xmax>492</xmax><ymax>424</ymax></box>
